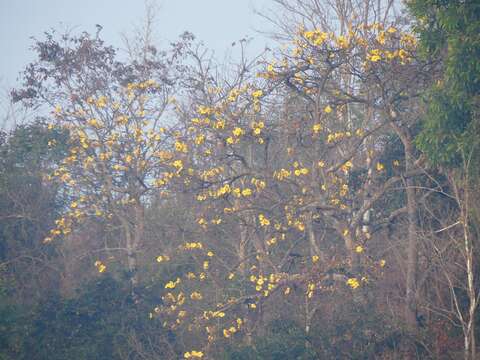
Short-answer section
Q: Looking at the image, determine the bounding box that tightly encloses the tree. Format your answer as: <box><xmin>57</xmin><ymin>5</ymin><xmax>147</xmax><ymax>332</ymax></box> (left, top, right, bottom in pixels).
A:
<box><xmin>0</xmin><ymin>121</ymin><xmax>69</xmax><ymax>302</ymax></box>
<box><xmin>9</xmin><ymin>1</ymin><xmax>480</xmax><ymax>358</ymax></box>
<box><xmin>409</xmin><ymin>1</ymin><xmax>480</xmax><ymax>358</ymax></box>
<box><xmin>13</xmin><ymin>29</ymin><xmax>194</xmax><ymax>294</ymax></box>
<box><xmin>148</xmin><ymin>16</ymin><xmax>429</xmax><ymax>357</ymax></box>
<box><xmin>410</xmin><ymin>0</ymin><xmax>480</xmax><ymax>168</ymax></box>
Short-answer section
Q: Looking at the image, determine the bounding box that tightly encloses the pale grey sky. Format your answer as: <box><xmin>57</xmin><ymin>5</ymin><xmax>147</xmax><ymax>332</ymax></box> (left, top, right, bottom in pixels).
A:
<box><xmin>0</xmin><ymin>0</ymin><xmax>273</xmax><ymax>97</ymax></box>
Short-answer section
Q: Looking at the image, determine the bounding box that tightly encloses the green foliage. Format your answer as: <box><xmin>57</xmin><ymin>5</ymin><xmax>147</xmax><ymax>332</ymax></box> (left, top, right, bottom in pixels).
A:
<box><xmin>410</xmin><ymin>0</ymin><xmax>480</xmax><ymax>167</ymax></box>
<box><xmin>0</xmin><ymin>278</ymin><xmax>30</xmax><ymax>360</ymax></box>
<box><xmin>219</xmin><ymin>301</ymin><xmax>408</xmax><ymax>360</ymax></box>
<box><xmin>220</xmin><ymin>319</ymin><xmax>317</xmax><ymax>360</ymax></box>
<box><xmin>13</xmin><ymin>276</ymin><xmax>170</xmax><ymax>360</ymax></box>
<box><xmin>24</xmin><ymin>277</ymin><xmax>122</xmax><ymax>360</ymax></box>
<box><xmin>0</xmin><ymin>121</ymin><xmax>69</xmax><ymax>258</ymax></box>
<box><xmin>0</xmin><ymin>121</ymin><xmax>69</xmax><ymax>174</ymax></box>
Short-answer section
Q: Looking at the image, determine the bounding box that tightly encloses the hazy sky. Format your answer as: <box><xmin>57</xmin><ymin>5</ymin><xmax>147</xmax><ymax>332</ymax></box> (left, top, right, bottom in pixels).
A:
<box><xmin>0</xmin><ymin>0</ymin><xmax>273</xmax><ymax>96</ymax></box>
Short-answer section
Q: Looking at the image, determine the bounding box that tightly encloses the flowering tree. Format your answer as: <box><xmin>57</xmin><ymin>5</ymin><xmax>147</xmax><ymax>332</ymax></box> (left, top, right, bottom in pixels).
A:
<box><xmin>144</xmin><ymin>18</ymin><xmax>428</xmax><ymax>357</ymax></box>
<box><xmin>12</xmin><ymin>4</ymin><xmax>453</xmax><ymax>359</ymax></box>
<box><xmin>13</xmin><ymin>29</ymin><xmax>194</xmax><ymax>294</ymax></box>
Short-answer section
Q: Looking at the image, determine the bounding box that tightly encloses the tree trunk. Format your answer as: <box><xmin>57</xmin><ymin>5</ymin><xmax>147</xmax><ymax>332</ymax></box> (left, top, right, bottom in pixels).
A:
<box><xmin>390</xmin><ymin>114</ymin><xmax>418</xmax><ymax>356</ymax></box>
<box><xmin>119</xmin><ymin>204</ymin><xmax>143</xmax><ymax>298</ymax></box>
<box><xmin>405</xmin><ymin>173</ymin><xmax>417</xmax><ymax>332</ymax></box>
<box><xmin>453</xmin><ymin>171</ymin><xmax>477</xmax><ymax>360</ymax></box>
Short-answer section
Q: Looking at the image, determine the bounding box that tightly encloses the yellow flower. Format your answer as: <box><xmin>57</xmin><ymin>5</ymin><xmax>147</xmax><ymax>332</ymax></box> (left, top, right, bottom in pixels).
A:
<box><xmin>95</xmin><ymin>260</ymin><xmax>106</xmax><ymax>273</ymax></box>
<box><xmin>87</xmin><ymin>118</ymin><xmax>101</xmax><ymax>128</ymax></box>
<box><xmin>303</xmin><ymin>30</ymin><xmax>314</xmax><ymax>39</ymax></box>
<box><xmin>312</xmin><ymin>255</ymin><xmax>320</xmax><ymax>263</ymax></box>
<box><xmin>184</xmin><ymin>350</ymin><xmax>204</xmax><ymax>358</ymax></box>
<box><xmin>175</xmin><ymin>141</ymin><xmax>188</xmax><ymax>153</ymax></box>
<box><xmin>207</xmin><ymin>251</ymin><xmax>214</xmax><ymax>257</ymax></box>
<box><xmin>241</xmin><ymin>188</ymin><xmax>252</xmax><ymax>197</ymax></box>
<box><xmin>116</xmin><ymin>115</ymin><xmax>129</xmax><ymax>125</ymax></box>
<box><xmin>197</xmin><ymin>105</ymin><xmax>212</xmax><ymax>115</ymax></box>
<box><xmin>346</xmin><ymin>278</ymin><xmax>360</xmax><ymax>289</ymax></box>
<box><xmin>398</xmin><ymin>49</ymin><xmax>409</xmax><ymax>60</ymax></box>
<box><xmin>190</xmin><ymin>291</ymin><xmax>203</xmax><ymax>300</ymax></box>
<box><xmin>295</xmin><ymin>221</ymin><xmax>305</xmax><ymax>232</ymax></box>
<box><xmin>324</xmin><ymin>105</ymin><xmax>333</xmax><ymax>113</ymax></box>
<box><xmin>258</xmin><ymin>214</ymin><xmax>270</xmax><ymax>226</ymax></box>
<box><xmin>312</xmin><ymin>123</ymin><xmax>322</xmax><ymax>133</ymax></box>
<box><xmin>228</xmin><ymin>273</ymin><xmax>235</xmax><ymax>280</ymax></box>
<box><xmin>376</xmin><ymin>31</ymin><xmax>386</xmax><ymax>45</ymax></box>
<box><xmin>215</xmin><ymin>119</ymin><xmax>225</xmax><ymax>129</ymax></box>
<box><xmin>232</xmin><ymin>127</ymin><xmax>244</xmax><ymax>137</ymax></box>
<box><xmin>341</xmin><ymin>160</ymin><xmax>353</xmax><ymax>173</ymax></box>
<box><xmin>368</xmin><ymin>48</ymin><xmax>381</xmax><ymax>62</ymax></box>
<box><xmin>195</xmin><ymin>134</ymin><xmax>205</xmax><ymax>145</ymax></box>
<box><xmin>96</xmin><ymin>96</ymin><xmax>107</xmax><ymax>108</ymax></box>
<box><xmin>252</xmin><ymin>89</ymin><xmax>263</xmax><ymax>98</ymax></box>
<box><xmin>336</xmin><ymin>35</ymin><xmax>349</xmax><ymax>48</ymax></box>
<box><xmin>376</xmin><ymin>162</ymin><xmax>385</xmax><ymax>171</ymax></box>
<box><xmin>380</xmin><ymin>259</ymin><xmax>386</xmax><ymax>267</ymax></box>
<box><xmin>156</xmin><ymin>255</ymin><xmax>171</xmax><ymax>263</ymax></box>
<box><xmin>213</xmin><ymin>311</ymin><xmax>225</xmax><ymax>318</ymax></box>
<box><xmin>266</xmin><ymin>237</ymin><xmax>277</xmax><ymax>246</ymax></box>
<box><xmin>165</xmin><ymin>280</ymin><xmax>178</xmax><ymax>289</ymax></box>
<box><xmin>355</xmin><ymin>245</ymin><xmax>364</xmax><ymax>253</ymax></box>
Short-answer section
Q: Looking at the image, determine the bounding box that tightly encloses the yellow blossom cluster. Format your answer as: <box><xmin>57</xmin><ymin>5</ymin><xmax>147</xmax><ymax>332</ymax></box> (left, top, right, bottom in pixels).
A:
<box><xmin>184</xmin><ymin>350</ymin><xmax>204</xmax><ymax>358</ymax></box>
<box><xmin>94</xmin><ymin>260</ymin><xmax>106</xmax><ymax>273</ymax></box>
<box><xmin>182</xmin><ymin>242</ymin><xmax>204</xmax><ymax>250</ymax></box>
<box><xmin>346</xmin><ymin>278</ymin><xmax>360</xmax><ymax>289</ymax></box>
<box><xmin>165</xmin><ymin>278</ymin><xmax>181</xmax><ymax>289</ymax></box>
